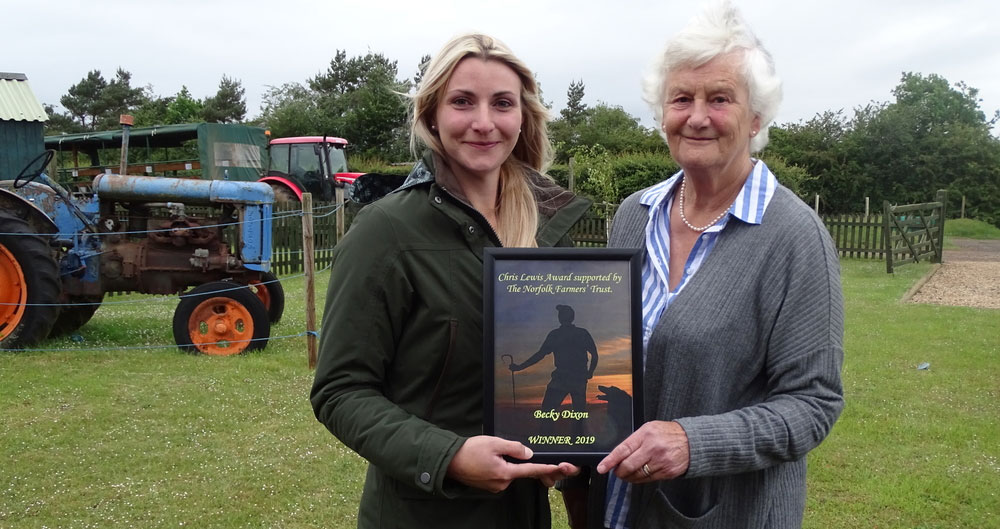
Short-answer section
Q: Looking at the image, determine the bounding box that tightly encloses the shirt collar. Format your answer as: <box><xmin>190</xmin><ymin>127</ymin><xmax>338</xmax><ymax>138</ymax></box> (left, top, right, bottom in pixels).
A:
<box><xmin>639</xmin><ymin>159</ymin><xmax>777</xmax><ymax>225</ymax></box>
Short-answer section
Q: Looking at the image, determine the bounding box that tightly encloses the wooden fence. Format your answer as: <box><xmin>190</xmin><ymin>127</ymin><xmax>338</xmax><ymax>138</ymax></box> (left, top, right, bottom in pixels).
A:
<box><xmin>572</xmin><ymin>202</ymin><xmax>617</xmax><ymax>247</ymax></box>
<box><xmin>882</xmin><ymin>190</ymin><xmax>947</xmax><ymax>273</ymax></box>
<box><xmin>268</xmin><ymin>201</ymin><xmax>616</xmax><ymax>274</ymax></box>
<box><xmin>270</xmin><ymin>201</ymin><xmax>352</xmax><ymax>276</ymax></box>
<box><xmin>821</xmin><ymin>213</ymin><xmax>885</xmax><ymax>259</ymax></box>
<box><xmin>267</xmin><ymin>193</ymin><xmax>946</xmax><ymax>274</ymax></box>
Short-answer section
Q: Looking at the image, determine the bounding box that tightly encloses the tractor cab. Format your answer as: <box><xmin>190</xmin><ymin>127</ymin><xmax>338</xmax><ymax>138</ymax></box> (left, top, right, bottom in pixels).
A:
<box><xmin>263</xmin><ymin>136</ymin><xmax>361</xmax><ymax>202</ymax></box>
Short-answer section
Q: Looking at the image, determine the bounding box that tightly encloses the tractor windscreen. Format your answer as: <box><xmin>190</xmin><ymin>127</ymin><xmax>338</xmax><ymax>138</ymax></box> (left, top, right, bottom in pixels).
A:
<box><xmin>288</xmin><ymin>144</ymin><xmax>323</xmax><ymax>183</ymax></box>
<box><xmin>327</xmin><ymin>145</ymin><xmax>348</xmax><ymax>173</ymax></box>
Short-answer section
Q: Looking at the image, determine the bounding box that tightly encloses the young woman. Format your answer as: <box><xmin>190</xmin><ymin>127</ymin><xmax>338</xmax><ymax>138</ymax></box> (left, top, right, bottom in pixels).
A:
<box><xmin>311</xmin><ymin>33</ymin><xmax>590</xmax><ymax>529</ymax></box>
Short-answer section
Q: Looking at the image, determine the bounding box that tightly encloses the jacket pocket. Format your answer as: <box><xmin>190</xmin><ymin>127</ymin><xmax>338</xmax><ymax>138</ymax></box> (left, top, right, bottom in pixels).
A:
<box><xmin>637</xmin><ymin>487</ymin><xmax>720</xmax><ymax>529</ymax></box>
<box><xmin>636</xmin><ymin>470</ymin><xmax>771</xmax><ymax>529</ymax></box>
<box><xmin>423</xmin><ymin>318</ymin><xmax>459</xmax><ymax>421</ymax></box>
<box><xmin>635</xmin><ymin>476</ymin><xmax>722</xmax><ymax>529</ymax></box>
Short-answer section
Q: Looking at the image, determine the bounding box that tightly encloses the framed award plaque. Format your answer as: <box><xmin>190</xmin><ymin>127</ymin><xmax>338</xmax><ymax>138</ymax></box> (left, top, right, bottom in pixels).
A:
<box><xmin>483</xmin><ymin>247</ymin><xmax>643</xmax><ymax>464</ymax></box>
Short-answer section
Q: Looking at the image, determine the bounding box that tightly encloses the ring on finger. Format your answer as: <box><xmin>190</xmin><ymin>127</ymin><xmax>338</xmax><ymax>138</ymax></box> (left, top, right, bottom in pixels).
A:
<box><xmin>641</xmin><ymin>463</ymin><xmax>652</xmax><ymax>478</ymax></box>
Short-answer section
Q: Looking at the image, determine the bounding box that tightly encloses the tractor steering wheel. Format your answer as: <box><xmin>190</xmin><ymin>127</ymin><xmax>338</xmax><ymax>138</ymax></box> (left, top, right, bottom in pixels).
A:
<box><xmin>14</xmin><ymin>150</ymin><xmax>56</xmax><ymax>189</ymax></box>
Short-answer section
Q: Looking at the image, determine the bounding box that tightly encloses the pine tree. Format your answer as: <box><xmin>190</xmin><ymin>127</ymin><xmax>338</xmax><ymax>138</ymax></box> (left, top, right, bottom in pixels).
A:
<box><xmin>560</xmin><ymin>80</ymin><xmax>587</xmax><ymax>125</ymax></box>
<box><xmin>202</xmin><ymin>75</ymin><xmax>247</xmax><ymax>123</ymax></box>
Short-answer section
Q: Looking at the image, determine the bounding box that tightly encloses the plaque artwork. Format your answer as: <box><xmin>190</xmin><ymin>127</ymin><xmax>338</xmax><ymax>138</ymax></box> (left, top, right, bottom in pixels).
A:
<box><xmin>483</xmin><ymin>248</ymin><xmax>643</xmax><ymax>463</ymax></box>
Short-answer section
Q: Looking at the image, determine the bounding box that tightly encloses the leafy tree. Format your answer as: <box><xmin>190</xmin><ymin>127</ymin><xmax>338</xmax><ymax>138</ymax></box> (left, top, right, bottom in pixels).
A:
<box><xmin>131</xmin><ymin>95</ymin><xmax>171</xmax><ymax>127</ymax></box>
<box><xmin>551</xmin><ymin>102</ymin><xmax>664</xmax><ymax>162</ymax></box>
<box><xmin>201</xmin><ymin>75</ymin><xmax>247</xmax><ymax>123</ymax></box>
<box><xmin>765</xmin><ymin>110</ymin><xmax>855</xmax><ymax>203</ymax></box>
<box><xmin>98</xmin><ymin>69</ymin><xmax>146</xmax><ymax>129</ymax></box>
<box><xmin>768</xmin><ymin>72</ymin><xmax>1000</xmax><ymax>224</ymax></box>
<box><xmin>414</xmin><ymin>54</ymin><xmax>431</xmax><ymax>88</ymax></box>
<box><xmin>53</xmin><ymin>69</ymin><xmax>146</xmax><ymax>132</ymax></box>
<box><xmin>256</xmin><ymin>83</ymin><xmax>324</xmax><ymax>137</ymax></box>
<box><xmin>580</xmin><ymin>104</ymin><xmax>663</xmax><ymax>153</ymax></box>
<box><xmin>535</xmin><ymin>76</ymin><xmax>552</xmax><ymax>110</ymax></box>
<box><xmin>59</xmin><ymin>70</ymin><xmax>108</xmax><ymax>129</ymax></box>
<box><xmin>573</xmin><ymin>145</ymin><xmax>618</xmax><ymax>204</ymax></box>
<box><xmin>164</xmin><ymin>86</ymin><xmax>203</xmax><ymax>124</ymax></box>
<box><xmin>43</xmin><ymin>104</ymin><xmax>85</xmax><ymax>135</ymax></box>
<box><xmin>560</xmin><ymin>80</ymin><xmax>587</xmax><ymax>125</ymax></box>
<box><xmin>844</xmin><ymin>73</ymin><xmax>1000</xmax><ymax>219</ymax></box>
<box><xmin>261</xmin><ymin>50</ymin><xmax>410</xmax><ymax>159</ymax></box>
<box><xmin>310</xmin><ymin>50</ymin><xmax>406</xmax><ymax>95</ymax></box>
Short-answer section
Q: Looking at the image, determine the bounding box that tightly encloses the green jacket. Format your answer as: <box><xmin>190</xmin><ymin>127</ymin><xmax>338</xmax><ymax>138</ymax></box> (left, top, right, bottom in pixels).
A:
<box><xmin>311</xmin><ymin>156</ymin><xmax>591</xmax><ymax>529</ymax></box>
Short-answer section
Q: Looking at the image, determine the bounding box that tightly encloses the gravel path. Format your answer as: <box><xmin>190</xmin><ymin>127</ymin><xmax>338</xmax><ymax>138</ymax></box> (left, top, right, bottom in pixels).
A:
<box><xmin>908</xmin><ymin>238</ymin><xmax>1000</xmax><ymax>309</ymax></box>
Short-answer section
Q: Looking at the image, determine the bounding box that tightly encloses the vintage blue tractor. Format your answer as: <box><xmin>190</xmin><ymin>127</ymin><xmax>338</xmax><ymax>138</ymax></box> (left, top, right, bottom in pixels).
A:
<box><xmin>0</xmin><ymin>149</ymin><xmax>284</xmax><ymax>355</ymax></box>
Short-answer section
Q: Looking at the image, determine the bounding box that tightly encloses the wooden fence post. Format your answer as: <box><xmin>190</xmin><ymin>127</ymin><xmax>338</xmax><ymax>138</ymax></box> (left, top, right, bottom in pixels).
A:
<box><xmin>883</xmin><ymin>200</ymin><xmax>893</xmax><ymax>274</ymax></box>
<box><xmin>935</xmin><ymin>189</ymin><xmax>948</xmax><ymax>263</ymax></box>
<box><xmin>814</xmin><ymin>194</ymin><xmax>820</xmax><ymax>214</ymax></box>
<box><xmin>961</xmin><ymin>195</ymin><xmax>966</xmax><ymax>219</ymax></box>
<box><xmin>302</xmin><ymin>193</ymin><xmax>318</xmax><ymax>369</ymax></box>
<box><xmin>335</xmin><ymin>186</ymin><xmax>345</xmax><ymax>242</ymax></box>
<box><xmin>865</xmin><ymin>197</ymin><xmax>869</xmax><ymax>217</ymax></box>
<box><xmin>568</xmin><ymin>157</ymin><xmax>576</xmax><ymax>192</ymax></box>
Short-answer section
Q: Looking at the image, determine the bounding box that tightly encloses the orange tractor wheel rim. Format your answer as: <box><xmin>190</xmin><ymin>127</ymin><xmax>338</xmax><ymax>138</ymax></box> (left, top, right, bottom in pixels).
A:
<box><xmin>187</xmin><ymin>296</ymin><xmax>255</xmax><ymax>356</ymax></box>
<box><xmin>0</xmin><ymin>244</ymin><xmax>28</xmax><ymax>338</ymax></box>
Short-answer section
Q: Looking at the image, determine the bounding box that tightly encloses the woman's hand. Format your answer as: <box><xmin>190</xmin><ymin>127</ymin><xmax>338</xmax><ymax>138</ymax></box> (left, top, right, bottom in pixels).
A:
<box><xmin>595</xmin><ymin>420</ymin><xmax>690</xmax><ymax>483</ymax></box>
<box><xmin>447</xmin><ymin>436</ymin><xmax>580</xmax><ymax>492</ymax></box>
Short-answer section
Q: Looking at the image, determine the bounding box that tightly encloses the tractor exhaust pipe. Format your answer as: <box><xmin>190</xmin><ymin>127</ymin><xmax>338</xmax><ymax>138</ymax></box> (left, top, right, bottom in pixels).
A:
<box><xmin>119</xmin><ymin>115</ymin><xmax>134</xmax><ymax>176</ymax></box>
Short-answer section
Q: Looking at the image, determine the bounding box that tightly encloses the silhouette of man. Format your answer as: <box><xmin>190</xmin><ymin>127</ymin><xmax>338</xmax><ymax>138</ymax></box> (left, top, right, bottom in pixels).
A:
<box><xmin>510</xmin><ymin>304</ymin><xmax>598</xmax><ymax>412</ymax></box>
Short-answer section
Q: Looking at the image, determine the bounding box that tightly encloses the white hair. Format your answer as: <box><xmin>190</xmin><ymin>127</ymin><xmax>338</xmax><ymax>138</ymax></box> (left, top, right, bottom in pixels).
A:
<box><xmin>642</xmin><ymin>0</ymin><xmax>782</xmax><ymax>153</ymax></box>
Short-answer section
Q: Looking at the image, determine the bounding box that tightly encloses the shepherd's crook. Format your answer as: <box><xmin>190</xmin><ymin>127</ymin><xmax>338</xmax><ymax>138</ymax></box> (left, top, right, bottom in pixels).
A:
<box><xmin>501</xmin><ymin>354</ymin><xmax>516</xmax><ymax>407</ymax></box>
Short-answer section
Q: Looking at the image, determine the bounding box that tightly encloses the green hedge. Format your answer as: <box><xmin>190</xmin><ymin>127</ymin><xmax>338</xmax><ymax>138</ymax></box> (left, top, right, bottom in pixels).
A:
<box><xmin>549</xmin><ymin>151</ymin><xmax>814</xmax><ymax>204</ymax></box>
<box><xmin>349</xmin><ymin>154</ymin><xmax>413</xmax><ymax>176</ymax></box>
<box><xmin>549</xmin><ymin>151</ymin><xmax>678</xmax><ymax>203</ymax></box>
<box><xmin>360</xmin><ymin>151</ymin><xmax>815</xmax><ymax>206</ymax></box>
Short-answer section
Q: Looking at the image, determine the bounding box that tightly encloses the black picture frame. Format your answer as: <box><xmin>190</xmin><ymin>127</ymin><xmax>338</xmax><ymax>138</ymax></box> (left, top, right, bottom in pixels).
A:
<box><xmin>483</xmin><ymin>247</ymin><xmax>644</xmax><ymax>464</ymax></box>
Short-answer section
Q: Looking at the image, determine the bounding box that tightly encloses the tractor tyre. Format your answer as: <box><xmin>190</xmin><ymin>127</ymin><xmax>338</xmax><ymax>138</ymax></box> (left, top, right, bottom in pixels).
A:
<box><xmin>268</xmin><ymin>183</ymin><xmax>299</xmax><ymax>204</ymax></box>
<box><xmin>248</xmin><ymin>272</ymin><xmax>285</xmax><ymax>324</ymax></box>
<box><xmin>48</xmin><ymin>295</ymin><xmax>103</xmax><ymax>337</ymax></box>
<box><xmin>0</xmin><ymin>211</ymin><xmax>61</xmax><ymax>349</ymax></box>
<box><xmin>172</xmin><ymin>281</ymin><xmax>269</xmax><ymax>355</ymax></box>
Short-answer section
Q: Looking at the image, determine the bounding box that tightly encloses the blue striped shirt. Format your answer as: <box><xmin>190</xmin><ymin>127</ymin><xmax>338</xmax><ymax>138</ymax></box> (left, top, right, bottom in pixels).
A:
<box><xmin>604</xmin><ymin>160</ymin><xmax>777</xmax><ymax>529</ymax></box>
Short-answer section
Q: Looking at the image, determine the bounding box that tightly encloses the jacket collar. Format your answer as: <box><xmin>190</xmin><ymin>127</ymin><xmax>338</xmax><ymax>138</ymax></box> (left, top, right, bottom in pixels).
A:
<box><xmin>394</xmin><ymin>151</ymin><xmax>592</xmax><ymax>247</ymax></box>
<box><xmin>393</xmin><ymin>151</ymin><xmax>437</xmax><ymax>193</ymax></box>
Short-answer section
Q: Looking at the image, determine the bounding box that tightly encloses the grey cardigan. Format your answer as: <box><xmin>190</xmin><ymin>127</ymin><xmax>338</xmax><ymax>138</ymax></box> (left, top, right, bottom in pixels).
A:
<box><xmin>602</xmin><ymin>184</ymin><xmax>844</xmax><ymax>529</ymax></box>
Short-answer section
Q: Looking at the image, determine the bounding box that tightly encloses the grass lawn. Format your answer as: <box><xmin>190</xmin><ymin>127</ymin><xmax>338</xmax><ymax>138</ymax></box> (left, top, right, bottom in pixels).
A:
<box><xmin>2</xmin><ymin>260</ymin><xmax>997</xmax><ymax>528</ymax></box>
<box><xmin>805</xmin><ymin>260</ymin><xmax>998</xmax><ymax>528</ymax></box>
<box><xmin>945</xmin><ymin>218</ymin><xmax>1000</xmax><ymax>239</ymax></box>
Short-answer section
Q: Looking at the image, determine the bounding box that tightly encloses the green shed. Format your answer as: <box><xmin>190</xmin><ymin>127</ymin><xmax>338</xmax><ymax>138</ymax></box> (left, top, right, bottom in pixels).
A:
<box><xmin>0</xmin><ymin>72</ymin><xmax>48</xmax><ymax>180</ymax></box>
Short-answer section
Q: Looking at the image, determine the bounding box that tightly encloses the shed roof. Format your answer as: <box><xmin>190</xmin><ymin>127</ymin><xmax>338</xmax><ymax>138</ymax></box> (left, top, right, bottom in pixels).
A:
<box><xmin>0</xmin><ymin>72</ymin><xmax>48</xmax><ymax>123</ymax></box>
<box><xmin>44</xmin><ymin>122</ymin><xmax>267</xmax><ymax>150</ymax></box>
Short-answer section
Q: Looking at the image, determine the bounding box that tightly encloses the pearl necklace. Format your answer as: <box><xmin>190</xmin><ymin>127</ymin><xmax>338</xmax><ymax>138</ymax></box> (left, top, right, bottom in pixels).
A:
<box><xmin>678</xmin><ymin>178</ymin><xmax>734</xmax><ymax>232</ymax></box>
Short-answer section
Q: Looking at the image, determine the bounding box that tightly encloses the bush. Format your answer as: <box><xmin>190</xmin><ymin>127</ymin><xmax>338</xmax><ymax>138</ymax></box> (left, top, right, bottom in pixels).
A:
<box><xmin>549</xmin><ymin>150</ymin><xmax>820</xmax><ymax>206</ymax></box>
<box><xmin>552</xmin><ymin>151</ymin><xmax>678</xmax><ymax>203</ymax></box>
<box><xmin>757</xmin><ymin>153</ymin><xmax>814</xmax><ymax>201</ymax></box>
<box><xmin>605</xmin><ymin>152</ymin><xmax>679</xmax><ymax>202</ymax></box>
<box><xmin>349</xmin><ymin>154</ymin><xmax>413</xmax><ymax>176</ymax></box>
<box><xmin>547</xmin><ymin>163</ymin><xmax>570</xmax><ymax>189</ymax></box>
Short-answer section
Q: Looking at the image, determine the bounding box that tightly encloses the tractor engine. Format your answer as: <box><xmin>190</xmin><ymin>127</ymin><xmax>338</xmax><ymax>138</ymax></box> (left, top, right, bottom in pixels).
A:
<box><xmin>91</xmin><ymin>174</ymin><xmax>273</xmax><ymax>296</ymax></box>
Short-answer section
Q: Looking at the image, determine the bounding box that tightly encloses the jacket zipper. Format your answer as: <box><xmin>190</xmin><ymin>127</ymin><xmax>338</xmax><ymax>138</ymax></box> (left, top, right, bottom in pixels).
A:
<box><xmin>437</xmin><ymin>185</ymin><xmax>504</xmax><ymax>247</ymax></box>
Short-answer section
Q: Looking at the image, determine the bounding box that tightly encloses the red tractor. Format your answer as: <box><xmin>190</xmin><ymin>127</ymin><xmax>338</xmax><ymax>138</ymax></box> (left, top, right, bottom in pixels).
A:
<box><xmin>260</xmin><ymin>136</ymin><xmax>363</xmax><ymax>203</ymax></box>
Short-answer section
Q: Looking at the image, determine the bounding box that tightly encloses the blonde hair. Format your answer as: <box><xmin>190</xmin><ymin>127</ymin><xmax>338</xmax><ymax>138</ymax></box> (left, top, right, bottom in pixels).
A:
<box><xmin>411</xmin><ymin>33</ymin><xmax>553</xmax><ymax>247</ymax></box>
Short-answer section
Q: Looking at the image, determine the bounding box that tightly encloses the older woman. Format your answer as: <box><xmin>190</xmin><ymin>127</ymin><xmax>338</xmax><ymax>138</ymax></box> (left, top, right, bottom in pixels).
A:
<box><xmin>589</xmin><ymin>3</ymin><xmax>844</xmax><ymax>529</ymax></box>
<box><xmin>311</xmin><ymin>33</ymin><xmax>587</xmax><ymax>528</ymax></box>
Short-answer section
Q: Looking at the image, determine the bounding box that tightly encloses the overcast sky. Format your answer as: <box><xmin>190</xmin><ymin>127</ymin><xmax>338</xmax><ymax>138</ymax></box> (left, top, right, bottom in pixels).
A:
<box><xmin>6</xmin><ymin>0</ymin><xmax>1000</xmax><ymax>135</ymax></box>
